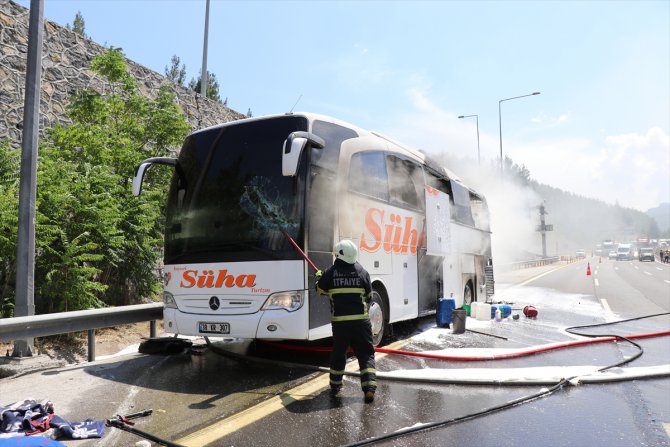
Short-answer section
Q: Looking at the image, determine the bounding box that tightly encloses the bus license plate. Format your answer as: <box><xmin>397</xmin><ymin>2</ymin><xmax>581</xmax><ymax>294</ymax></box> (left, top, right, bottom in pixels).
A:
<box><xmin>198</xmin><ymin>322</ymin><xmax>230</xmax><ymax>334</ymax></box>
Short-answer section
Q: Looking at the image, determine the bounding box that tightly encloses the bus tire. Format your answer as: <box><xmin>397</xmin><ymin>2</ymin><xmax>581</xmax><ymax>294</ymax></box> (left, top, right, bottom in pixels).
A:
<box><xmin>463</xmin><ymin>281</ymin><xmax>474</xmax><ymax>305</ymax></box>
<box><xmin>369</xmin><ymin>289</ymin><xmax>387</xmax><ymax>347</ymax></box>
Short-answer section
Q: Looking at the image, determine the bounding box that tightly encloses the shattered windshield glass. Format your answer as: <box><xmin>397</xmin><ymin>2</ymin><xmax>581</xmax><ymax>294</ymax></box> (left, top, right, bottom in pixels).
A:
<box><xmin>164</xmin><ymin>116</ymin><xmax>309</xmax><ymax>264</ymax></box>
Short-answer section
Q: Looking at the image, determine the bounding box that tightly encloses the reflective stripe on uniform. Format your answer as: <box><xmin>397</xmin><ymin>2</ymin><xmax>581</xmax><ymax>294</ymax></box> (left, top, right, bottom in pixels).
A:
<box><xmin>360</xmin><ymin>368</ymin><xmax>376</xmax><ymax>375</ymax></box>
<box><xmin>328</xmin><ymin>287</ymin><xmax>366</xmax><ymax>296</ymax></box>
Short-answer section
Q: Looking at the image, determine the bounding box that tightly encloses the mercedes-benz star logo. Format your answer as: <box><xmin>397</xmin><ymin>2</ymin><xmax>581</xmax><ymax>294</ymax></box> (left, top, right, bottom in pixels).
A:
<box><xmin>209</xmin><ymin>296</ymin><xmax>220</xmax><ymax>311</ymax></box>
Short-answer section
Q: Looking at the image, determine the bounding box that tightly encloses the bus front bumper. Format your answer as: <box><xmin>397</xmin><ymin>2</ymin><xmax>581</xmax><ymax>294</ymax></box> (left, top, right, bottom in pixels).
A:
<box><xmin>163</xmin><ymin>306</ymin><xmax>310</xmax><ymax>340</ymax></box>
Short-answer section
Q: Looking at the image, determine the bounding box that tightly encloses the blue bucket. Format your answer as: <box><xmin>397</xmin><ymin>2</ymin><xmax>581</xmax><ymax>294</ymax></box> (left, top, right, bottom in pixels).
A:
<box><xmin>437</xmin><ymin>298</ymin><xmax>456</xmax><ymax>328</ymax></box>
<box><xmin>491</xmin><ymin>304</ymin><xmax>512</xmax><ymax>319</ymax></box>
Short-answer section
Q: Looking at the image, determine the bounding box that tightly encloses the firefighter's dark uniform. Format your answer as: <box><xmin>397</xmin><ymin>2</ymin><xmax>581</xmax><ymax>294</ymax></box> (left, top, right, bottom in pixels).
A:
<box><xmin>316</xmin><ymin>258</ymin><xmax>377</xmax><ymax>396</ymax></box>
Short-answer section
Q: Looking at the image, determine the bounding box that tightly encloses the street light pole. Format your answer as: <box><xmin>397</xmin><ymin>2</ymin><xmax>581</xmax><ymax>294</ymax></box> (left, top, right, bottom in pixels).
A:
<box><xmin>498</xmin><ymin>91</ymin><xmax>540</xmax><ymax>177</ymax></box>
<box><xmin>200</xmin><ymin>0</ymin><xmax>210</xmax><ymax>98</ymax></box>
<box><xmin>458</xmin><ymin>114</ymin><xmax>480</xmax><ymax>165</ymax></box>
<box><xmin>14</xmin><ymin>0</ymin><xmax>45</xmax><ymax>358</ymax></box>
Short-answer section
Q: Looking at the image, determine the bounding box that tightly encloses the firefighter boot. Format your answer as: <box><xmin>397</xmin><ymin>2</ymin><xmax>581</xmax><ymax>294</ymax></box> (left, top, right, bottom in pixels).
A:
<box><xmin>364</xmin><ymin>390</ymin><xmax>375</xmax><ymax>403</ymax></box>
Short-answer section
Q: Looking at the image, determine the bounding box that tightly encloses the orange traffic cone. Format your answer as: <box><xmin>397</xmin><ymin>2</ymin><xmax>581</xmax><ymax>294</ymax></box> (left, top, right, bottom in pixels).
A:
<box><xmin>586</xmin><ymin>263</ymin><xmax>591</xmax><ymax>276</ymax></box>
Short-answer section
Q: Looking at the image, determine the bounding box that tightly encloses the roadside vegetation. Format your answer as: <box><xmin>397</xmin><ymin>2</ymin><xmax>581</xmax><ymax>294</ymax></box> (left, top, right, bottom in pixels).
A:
<box><xmin>0</xmin><ymin>48</ymin><xmax>190</xmax><ymax>317</ymax></box>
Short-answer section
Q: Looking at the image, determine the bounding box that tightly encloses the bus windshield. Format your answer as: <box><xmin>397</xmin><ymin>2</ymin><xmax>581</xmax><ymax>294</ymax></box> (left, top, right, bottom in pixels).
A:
<box><xmin>164</xmin><ymin>116</ymin><xmax>309</xmax><ymax>264</ymax></box>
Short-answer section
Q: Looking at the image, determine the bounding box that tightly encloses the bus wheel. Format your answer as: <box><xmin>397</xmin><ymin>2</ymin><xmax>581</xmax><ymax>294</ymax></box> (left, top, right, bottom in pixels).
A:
<box><xmin>369</xmin><ymin>290</ymin><xmax>386</xmax><ymax>347</ymax></box>
<box><xmin>463</xmin><ymin>281</ymin><xmax>474</xmax><ymax>305</ymax></box>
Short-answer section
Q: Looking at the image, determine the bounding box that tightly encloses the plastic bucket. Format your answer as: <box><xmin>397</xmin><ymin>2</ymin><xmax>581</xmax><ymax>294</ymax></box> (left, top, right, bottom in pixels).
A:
<box><xmin>436</xmin><ymin>298</ymin><xmax>456</xmax><ymax>328</ymax></box>
<box><xmin>470</xmin><ymin>302</ymin><xmax>480</xmax><ymax>319</ymax></box>
<box><xmin>452</xmin><ymin>309</ymin><xmax>466</xmax><ymax>334</ymax></box>
<box><xmin>491</xmin><ymin>304</ymin><xmax>512</xmax><ymax>319</ymax></box>
<box><xmin>478</xmin><ymin>303</ymin><xmax>491</xmax><ymax>321</ymax></box>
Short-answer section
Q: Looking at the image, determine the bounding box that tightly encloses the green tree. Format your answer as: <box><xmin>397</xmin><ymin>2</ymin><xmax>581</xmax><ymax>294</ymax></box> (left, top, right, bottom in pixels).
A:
<box><xmin>68</xmin><ymin>11</ymin><xmax>86</xmax><ymax>37</ymax></box>
<box><xmin>0</xmin><ymin>141</ymin><xmax>19</xmax><ymax>317</ymax></box>
<box><xmin>40</xmin><ymin>47</ymin><xmax>190</xmax><ymax>311</ymax></box>
<box><xmin>189</xmin><ymin>70</ymin><xmax>222</xmax><ymax>102</ymax></box>
<box><xmin>165</xmin><ymin>55</ymin><xmax>186</xmax><ymax>86</ymax></box>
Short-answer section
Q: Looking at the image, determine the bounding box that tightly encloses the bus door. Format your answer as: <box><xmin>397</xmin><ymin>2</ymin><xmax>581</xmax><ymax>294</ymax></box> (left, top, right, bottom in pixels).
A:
<box><xmin>385</xmin><ymin>155</ymin><xmax>424</xmax><ymax>320</ymax></box>
<box><xmin>307</xmin><ymin>120</ymin><xmax>359</xmax><ymax>333</ymax></box>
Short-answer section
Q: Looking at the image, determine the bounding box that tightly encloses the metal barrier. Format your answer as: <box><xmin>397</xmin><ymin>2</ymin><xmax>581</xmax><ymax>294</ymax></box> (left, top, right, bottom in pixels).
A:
<box><xmin>498</xmin><ymin>256</ymin><xmax>561</xmax><ymax>272</ymax></box>
<box><xmin>0</xmin><ymin>303</ymin><xmax>163</xmax><ymax>361</ymax></box>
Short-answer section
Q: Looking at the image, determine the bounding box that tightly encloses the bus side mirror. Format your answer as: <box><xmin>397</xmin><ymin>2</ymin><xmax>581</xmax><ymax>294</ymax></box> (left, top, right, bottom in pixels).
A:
<box><xmin>132</xmin><ymin>156</ymin><xmax>178</xmax><ymax>196</ymax></box>
<box><xmin>282</xmin><ymin>131</ymin><xmax>325</xmax><ymax>177</ymax></box>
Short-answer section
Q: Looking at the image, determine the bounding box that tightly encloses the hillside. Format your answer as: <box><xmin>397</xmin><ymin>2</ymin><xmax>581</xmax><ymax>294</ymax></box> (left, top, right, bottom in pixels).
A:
<box><xmin>533</xmin><ymin>183</ymin><xmax>661</xmax><ymax>253</ymax></box>
<box><xmin>646</xmin><ymin>203</ymin><xmax>670</xmax><ymax>234</ymax></box>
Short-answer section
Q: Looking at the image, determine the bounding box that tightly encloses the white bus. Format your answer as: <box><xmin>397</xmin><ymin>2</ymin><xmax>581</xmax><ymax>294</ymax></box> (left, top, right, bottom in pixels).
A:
<box><xmin>133</xmin><ymin>113</ymin><xmax>494</xmax><ymax>346</ymax></box>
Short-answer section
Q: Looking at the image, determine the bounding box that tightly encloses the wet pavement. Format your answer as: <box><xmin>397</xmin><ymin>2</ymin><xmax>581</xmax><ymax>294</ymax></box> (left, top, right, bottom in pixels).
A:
<box><xmin>1</xmin><ymin>261</ymin><xmax>669</xmax><ymax>446</ymax></box>
<box><xmin>175</xmin><ymin>261</ymin><xmax>670</xmax><ymax>447</ymax></box>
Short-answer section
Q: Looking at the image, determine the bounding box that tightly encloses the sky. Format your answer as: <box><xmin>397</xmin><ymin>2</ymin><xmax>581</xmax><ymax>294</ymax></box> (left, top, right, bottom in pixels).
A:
<box><xmin>15</xmin><ymin>0</ymin><xmax>670</xmax><ymax>212</ymax></box>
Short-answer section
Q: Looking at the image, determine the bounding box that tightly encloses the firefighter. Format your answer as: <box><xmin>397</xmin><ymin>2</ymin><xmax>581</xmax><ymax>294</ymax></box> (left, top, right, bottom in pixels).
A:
<box><xmin>316</xmin><ymin>239</ymin><xmax>377</xmax><ymax>403</ymax></box>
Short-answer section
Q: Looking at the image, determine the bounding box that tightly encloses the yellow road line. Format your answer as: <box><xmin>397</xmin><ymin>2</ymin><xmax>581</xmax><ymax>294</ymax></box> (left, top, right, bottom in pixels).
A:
<box><xmin>177</xmin><ymin>340</ymin><xmax>407</xmax><ymax>446</ymax></box>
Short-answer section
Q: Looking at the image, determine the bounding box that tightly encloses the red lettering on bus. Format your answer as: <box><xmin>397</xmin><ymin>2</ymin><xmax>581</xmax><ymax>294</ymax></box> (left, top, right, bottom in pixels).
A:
<box><xmin>361</xmin><ymin>207</ymin><xmax>421</xmax><ymax>255</ymax></box>
<box><xmin>402</xmin><ymin>216</ymin><xmax>418</xmax><ymax>254</ymax></box>
<box><xmin>360</xmin><ymin>208</ymin><xmax>384</xmax><ymax>252</ymax></box>
<box><xmin>180</xmin><ymin>270</ymin><xmax>257</xmax><ymax>288</ymax></box>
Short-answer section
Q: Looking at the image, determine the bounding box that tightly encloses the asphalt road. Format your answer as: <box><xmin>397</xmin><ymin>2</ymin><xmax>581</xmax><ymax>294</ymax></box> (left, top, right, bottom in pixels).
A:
<box><xmin>1</xmin><ymin>259</ymin><xmax>668</xmax><ymax>447</ymax></box>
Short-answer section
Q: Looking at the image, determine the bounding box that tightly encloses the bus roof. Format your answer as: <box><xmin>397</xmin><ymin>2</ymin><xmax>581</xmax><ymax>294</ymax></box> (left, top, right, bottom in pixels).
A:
<box><xmin>190</xmin><ymin>112</ymin><xmax>481</xmax><ymax>198</ymax></box>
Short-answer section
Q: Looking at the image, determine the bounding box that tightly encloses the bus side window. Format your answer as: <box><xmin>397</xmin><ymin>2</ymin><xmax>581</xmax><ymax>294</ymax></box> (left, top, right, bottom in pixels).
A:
<box><xmin>425</xmin><ymin>169</ymin><xmax>451</xmax><ymax>196</ymax></box>
<box><xmin>386</xmin><ymin>155</ymin><xmax>424</xmax><ymax>211</ymax></box>
<box><xmin>451</xmin><ymin>181</ymin><xmax>475</xmax><ymax>226</ymax></box>
<box><xmin>349</xmin><ymin>152</ymin><xmax>389</xmax><ymax>202</ymax></box>
<box><xmin>470</xmin><ymin>194</ymin><xmax>490</xmax><ymax>231</ymax></box>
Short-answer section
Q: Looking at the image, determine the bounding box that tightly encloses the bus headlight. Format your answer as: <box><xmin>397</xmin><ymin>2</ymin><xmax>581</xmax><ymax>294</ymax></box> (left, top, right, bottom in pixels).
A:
<box><xmin>164</xmin><ymin>291</ymin><xmax>177</xmax><ymax>309</ymax></box>
<box><xmin>261</xmin><ymin>290</ymin><xmax>304</xmax><ymax>312</ymax></box>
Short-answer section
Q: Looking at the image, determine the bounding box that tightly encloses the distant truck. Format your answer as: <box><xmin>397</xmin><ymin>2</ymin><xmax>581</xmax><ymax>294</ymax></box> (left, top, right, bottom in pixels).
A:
<box><xmin>638</xmin><ymin>247</ymin><xmax>655</xmax><ymax>262</ymax></box>
<box><xmin>616</xmin><ymin>243</ymin><xmax>633</xmax><ymax>261</ymax></box>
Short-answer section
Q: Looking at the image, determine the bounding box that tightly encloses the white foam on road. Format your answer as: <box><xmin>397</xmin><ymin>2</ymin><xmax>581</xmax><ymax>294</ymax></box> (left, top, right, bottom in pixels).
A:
<box><xmin>379</xmin><ymin>364</ymin><xmax>670</xmax><ymax>385</ymax></box>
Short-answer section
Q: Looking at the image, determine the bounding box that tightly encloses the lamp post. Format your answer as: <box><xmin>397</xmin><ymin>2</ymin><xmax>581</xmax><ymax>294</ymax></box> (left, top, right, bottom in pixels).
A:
<box><xmin>458</xmin><ymin>114</ymin><xmax>480</xmax><ymax>165</ymax></box>
<box><xmin>498</xmin><ymin>91</ymin><xmax>540</xmax><ymax>176</ymax></box>
<box><xmin>200</xmin><ymin>0</ymin><xmax>210</xmax><ymax>97</ymax></box>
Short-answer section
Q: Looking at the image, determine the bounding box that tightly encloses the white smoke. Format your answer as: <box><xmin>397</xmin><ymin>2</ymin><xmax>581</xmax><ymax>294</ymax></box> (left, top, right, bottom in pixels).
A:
<box><xmin>424</xmin><ymin>151</ymin><xmax>544</xmax><ymax>266</ymax></box>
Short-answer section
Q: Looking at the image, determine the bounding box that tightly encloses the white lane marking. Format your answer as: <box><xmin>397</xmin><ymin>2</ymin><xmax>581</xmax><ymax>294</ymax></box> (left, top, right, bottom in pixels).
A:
<box><xmin>595</xmin><ymin>279</ymin><xmax>600</xmax><ymax>287</ymax></box>
<box><xmin>665</xmin><ymin>280</ymin><xmax>670</xmax><ymax>284</ymax></box>
<box><xmin>644</xmin><ymin>271</ymin><xmax>652</xmax><ymax>276</ymax></box>
<box><xmin>658</xmin><ymin>267</ymin><xmax>664</xmax><ymax>271</ymax></box>
<box><xmin>614</xmin><ymin>266</ymin><xmax>619</xmax><ymax>271</ymax></box>
<box><xmin>600</xmin><ymin>299</ymin><xmax>612</xmax><ymax>313</ymax></box>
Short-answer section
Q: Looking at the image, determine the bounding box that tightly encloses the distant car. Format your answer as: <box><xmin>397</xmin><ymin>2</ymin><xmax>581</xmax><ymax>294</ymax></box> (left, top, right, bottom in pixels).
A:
<box><xmin>608</xmin><ymin>250</ymin><xmax>617</xmax><ymax>259</ymax></box>
<box><xmin>575</xmin><ymin>249</ymin><xmax>586</xmax><ymax>259</ymax></box>
<box><xmin>639</xmin><ymin>247</ymin><xmax>655</xmax><ymax>262</ymax></box>
<box><xmin>616</xmin><ymin>244</ymin><xmax>633</xmax><ymax>261</ymax></box>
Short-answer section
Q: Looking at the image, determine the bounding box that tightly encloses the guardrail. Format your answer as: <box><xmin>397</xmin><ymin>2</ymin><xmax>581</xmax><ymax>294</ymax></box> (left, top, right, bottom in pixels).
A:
<box><xmin>0</xmin><ymin>302</ymin><xmax>163</xmax><ymax>361</ymax></box>
<box><xmin>499</xmin><ymin>256</ymin><xmax>561</xmax><ymax>271</ymax></box>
